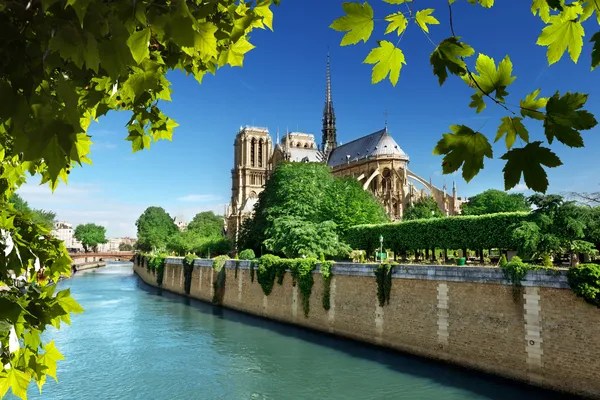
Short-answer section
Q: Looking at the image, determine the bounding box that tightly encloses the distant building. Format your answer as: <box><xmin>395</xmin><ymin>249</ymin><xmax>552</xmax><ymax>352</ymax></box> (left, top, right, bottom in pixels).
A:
<box><xmin>97</xmin><ymin>237</ymin><xmax>137</xmax><ymax>252</ymax></box>
<box><xmin>173</xmin><ymin>215</ymin><xmax>187</xmax><ymax>231</ymax></box>
<box><xmin>51</xmin><ymin>221</ymin><xmax>83</xmax><ymax>251</ymax></box>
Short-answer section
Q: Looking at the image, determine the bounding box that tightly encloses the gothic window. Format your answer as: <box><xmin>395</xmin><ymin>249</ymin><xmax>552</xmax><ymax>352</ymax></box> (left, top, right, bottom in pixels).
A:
<box><xmin>250</xmin><ymin>138</ymin><xmax>256</xmax><ymax>167</ymax></box>
<box><xmin>258</xmin><ymin>139</ymin><xmax>264</xmax><ymax>167</ymax></box>
<box><xmin>382</xmin><ymin>168</ymin><xmax>391</xmax><ymax>193</ymax></box>
<box><xmin>304</xmin><ymin>143</ymin><xmax>309</xmax><ymax>148</ymax></box>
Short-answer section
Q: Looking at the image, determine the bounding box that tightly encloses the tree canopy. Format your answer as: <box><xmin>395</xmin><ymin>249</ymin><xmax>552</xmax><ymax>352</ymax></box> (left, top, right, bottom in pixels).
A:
<box><xmin>187</xmin><ymin>211</ymin><xmax>223</xmax><ymax>237</ymax></box>
<box><xmin>330</xmin><ymin>1</ymin><xmax>598</xmax><ymax>193</ymax></box>
<box><xmin>73</xmin><ymin>223</ymin><xmax>108</xmax><ymax>252</ymax></box>
<box><xmin>239</xmin><ymin>162</ymin><xmax>388</xmax><ymax>254</ymax></box>
<box><xmin>403</xmin><ymin>197</ymin><xmax>444</xmax><ymax>220</ymax></box>
<box><xmin>9</xmin><ymin>194</ymin><xmax>56</xmax><ymax>230</ymax></box>
<box><xmin>461</xmin><ymin>189</ymin><xmax>531</xmax><ymax>215</ymax></box>
<box><xmin>136</xmin><ymin>207</ymin><xmax>178</xmax><ymax>251</ymax></box>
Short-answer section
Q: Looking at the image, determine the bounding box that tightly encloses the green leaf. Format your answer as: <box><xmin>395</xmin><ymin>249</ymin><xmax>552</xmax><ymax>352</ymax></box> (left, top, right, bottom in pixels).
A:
<box><xmin>48</xmin><ymin>26</ymin><xmax>85</xmax><ymax>68</ymax></box>
<box><xmin>536</xmin><ymin>5</ymin><xmax>584</xmax><ymax>65</ymax></box>
<box><xmin>255</xmin><ymin>0</ymin><xmax>274</xmax><ymax>31</ymax></box>
<box><xmin>193</xmin><ymin>22</ymin><xmax>218</xmax><ymax>59</ymax></box>
<box><xmin>495</xmin><ymin>116</ymin><xmax>529</xmax><ymax>149</ymax></box>
<box><xmin>363</xmin><ymin>40</ymin><xmax>405</xmax><ymax>86</ymax></box>
<box><xmin>414</xmin><ymin>9</ymin><xmax>439</xmax><ymax>33</ymax></box>
<box><xmin>66</xmin><ymin>0</ymin><xmax>91</xmax><ymax>27</ymax></box>
<box><xmin>532</xmin><ymin>0</ymin><xmax>551</xmax><ymax>22</ymax></box>
<box><xmin>82</xmin><ymin>32</ymin><xmax>100</xmax><ymax>73</ymax></box>
<box><xmin>127</xmin><ymin>28</ymin><xmax>151</xmax><ymax>65</ymax></box>
<box><xmin>501</xmin><ymin>141</ymin><xmax>562</xmax><ymax>192</ymax></box>
<box><xmin>544</xmin><ymin>91</ymin><xmax>597</xmax><ymax>147</ymax></box>
<box><xmin>38</xmin><ymin>341</ymin><xmax>65</xmax><ymax>381</ymax></box>
<box><xmin>0</xmin><ymin>368</ymin><xmax>31</xmax><ymax>400</ymax></box>
<box><xmin>433</xmin><ymin>124</ymin><xmax>493</xmax><ymax>182</ymax></box>
<box><xmin>591</xmin><ymin>31</ymin><xmax>600</xmax><ymax>70</ymax></box>
<box><xmin>383</xmin><ymin>0</ymin><xmax>411</xmax><ymax>3</ymax></box>
<box><xmin>520</xmin><ymin>89</ymin><xmax>548</xmax><ymax>120</ymax></box>
<box><xmin>330</xmin><ymin>2</ymin><xmax>374</xmax><ymax>46</ymax></box>
<box><xmin>218</xmin><ymin>37</ymin><xmax>255</xmax><ymax>67</ymax></box>
<box><xmin>55</xmin><ymin>289</ymin><xmax>85</xmax><ymax>316</ymax></box>
<box><xmin>384</xmin><ymin>12</ymin><xmax>408</xmax><ymax>36</ymax></box>
<box><xmin>462</xmin><ymin>54</ymin><xmax>515</xmax><ymax>112</ymax></box>
<box><xmin>430</xmin><ymin>36</ymin><xmax>474</xmax><ymax>85</ymax></box>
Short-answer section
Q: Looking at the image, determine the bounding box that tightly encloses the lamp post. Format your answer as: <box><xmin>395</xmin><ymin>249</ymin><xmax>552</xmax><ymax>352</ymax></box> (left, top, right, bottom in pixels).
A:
<box><xmin>379</xmin><ymin>235</ymin><xmax>383</xmax><ymax>263</ymax></box>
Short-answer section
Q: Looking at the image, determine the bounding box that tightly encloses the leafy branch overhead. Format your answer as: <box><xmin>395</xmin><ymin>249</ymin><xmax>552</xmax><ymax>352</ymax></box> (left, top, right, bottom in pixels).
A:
<box><xmin>330</xmin><ymin>0</ymin><xmax>598</xmax><ymax>193</ymax></box>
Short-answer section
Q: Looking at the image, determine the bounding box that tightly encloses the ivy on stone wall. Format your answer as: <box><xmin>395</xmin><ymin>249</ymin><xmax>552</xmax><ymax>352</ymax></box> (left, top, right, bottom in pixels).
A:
<box><xmin>321</xmin><ymin>261</ymin><xmax>334</xmax><ymax>311</ymax></box>
<box><xmin>374</xmin><ymin>263</ymin><xmax>394</xmax><ymax>307</ymax></box>
<box><xmin>250</xmin><ymin>261</ymin><xmax>255</xmax><ymax>283</ymax></box>
<box><xmin>292</xmin><ymin>258</ymin><xmax>317</xmax><ymax>317</ymax></box>
<box><xmin>212</xmin><ymin>255</ymin><xmax>229</xmax><ymax>305</ymax></box>
<box><xmin>567</xmin><ymin>264</ymin><xmax>600</xmax><ymax>308</ymax></box>
<box><xmin>257</xmin><ymin>255</ymin><xmax>292</xmax><ymax>296</ymax></box>
<box><xmin>144</xmin><ymin>253</ymin><xmax>167</xmax><ymax>287</ymax></box>
<box><xmin>183</xmin><ymin>254</ymin><xmax>196</xmax><ymax>295</ymax></box>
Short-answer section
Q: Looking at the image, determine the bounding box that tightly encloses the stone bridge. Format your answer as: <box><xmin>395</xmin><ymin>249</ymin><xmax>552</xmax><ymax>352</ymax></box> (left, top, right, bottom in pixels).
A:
<box><xmin>70</xmin><ymin>252</ymin><xmax>134</xmax><ymax>265</ymax></box>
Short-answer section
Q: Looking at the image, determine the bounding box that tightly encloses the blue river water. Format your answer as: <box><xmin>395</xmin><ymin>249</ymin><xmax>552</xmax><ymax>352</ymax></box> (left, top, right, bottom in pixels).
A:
<box><xmin>23</xmin><ymin>262</ymin><xmax>577</xmax><ymax>399</ymax></box>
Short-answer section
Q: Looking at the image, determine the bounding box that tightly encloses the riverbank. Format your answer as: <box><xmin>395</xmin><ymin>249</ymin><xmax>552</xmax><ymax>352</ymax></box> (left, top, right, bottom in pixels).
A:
<box><xmin>74</xmin><ymin>261</ymin><xmax>106</xmax><ymax>271</ymax></box>
<box><xmin>134</xmin><ymin>258</ymin><xmax>600</xmax><ymax>399</ymax></box>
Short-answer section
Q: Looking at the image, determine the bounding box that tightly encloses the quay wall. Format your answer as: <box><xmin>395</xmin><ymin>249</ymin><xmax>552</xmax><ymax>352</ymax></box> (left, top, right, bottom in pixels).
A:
<box><xmin>134</xmin><ymin>259</ymin><xmax>600</xmax><ymax>399</ymax></box>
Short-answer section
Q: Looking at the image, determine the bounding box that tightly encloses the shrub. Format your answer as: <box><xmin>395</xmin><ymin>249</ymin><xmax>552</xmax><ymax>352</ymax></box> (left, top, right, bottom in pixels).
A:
<box><xmin>498</xmin><ymin>254</ymin><xmax>508</xmax><ymax>268</ymax></box>
<box><xmin>238</xmin><ymin>249</ymin><xmax>255</xmax><ymax>260</ymax></box>
<box><xmin>212</xmin><ymin>255</ymin><xmax>230</xmax><ymax>305</ymax></box>
<box><xmin>542</xmin><ymin>254</ymin><xmax>553</xmax><ymax>268</ymax></box>
<box><xmin>567</xmin><ymin>264</ymin><xmax>600</xmax><ymax>307</ymax></box>
<box><xmin>502</xmin><ymin>256</ymin><xmax>531</xmax><ymax>299</ymax></box>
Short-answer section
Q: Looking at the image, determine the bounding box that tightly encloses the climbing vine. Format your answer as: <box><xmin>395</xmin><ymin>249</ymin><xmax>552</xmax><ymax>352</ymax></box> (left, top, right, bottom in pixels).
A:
<box><xmin>501</xmin><ymin>256</ymin><xmax>530</xmax><ymax>299</ymax></box>
<box><xmin>374</xmin><ymin>263</ymin><xmax>394</xmax><ymax>307</ymax></box>
<box><xmin>567</xmin><ymin>264</ymin><xmax>600</xmax><ymax>308</ymax></box>
<box><xmin>321</xmin><ymin>261</ymin><xmax>334</xmax><ymax>311</ymax></box>
<box><xmin>257</xmin><ymin>255</ymin><xmax>292</xmax><ymax>296</ymax></box>
<box><xmin>212</xmin><ymin>255</ymin><xmax>229</xmax><ymax>305</ymax></box>
<box><xmin>250</xmin><ymin>261</ymin><xmax>255</xmax><ymax>283</ymax></box>
<box><xmin>183</xmin><ymin>253</ymin><xmax>196</xmax><ymax>295</ymax></box>
<box><xmin>291</xmin><ymin>258</ymin><xmax>317</xmax><ymax>317</ymax></box>
<box><xmin>146</xmin><ymin>254</ymin><xmax>167</xmax><ymax>287</ymax></box>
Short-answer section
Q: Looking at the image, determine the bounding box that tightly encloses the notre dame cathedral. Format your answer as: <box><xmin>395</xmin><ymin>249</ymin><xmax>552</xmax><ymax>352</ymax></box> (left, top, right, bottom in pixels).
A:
<box><xmin>225</xmin><ymin>54</ymin><xmax>465</xmax><ymax>242</ymax></box>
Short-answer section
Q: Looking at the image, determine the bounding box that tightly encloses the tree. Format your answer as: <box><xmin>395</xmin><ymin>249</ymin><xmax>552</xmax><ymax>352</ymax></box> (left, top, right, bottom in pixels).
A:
<box><xmin>239</xmin><ymin>162</ymin><xmax>388</xmax><ymax>253</ymax></box>
<box><xmin>461</xmin><ymin>189</ymin><xmax>530</xmax><ymax>216</ymax></box>
<box><xmin>9</xmin><ymin>194</ymin><xmax>56</xmax><ymax>230</ymax></box>
<box><xmin>263</xmin><ymin>216</ymin><xmax>351</xmax><ymax>259</ymax></box>
<box><xmin>330</xmin><ymin>1</ymin><xmax>597</xmax><ymax>193</ymax></box>
<box><xmin>187</xmin><ymin>211</ymin><xmax>223</xmax><ymax>237</ymax></box>
<box><xmin>0</xmin><ymin>1</ymin><xmax>277</xmax><ymax>396</ymax></box>
<box><xmin>73</xmin><ymin>223</ymin><xmax>107</xmax><ymax>252</ymax></box>
<box><xmin>136</xmin><ymin>207</ymin><xmax>178</xmax><ymax>252</ymax></box>
<box><xmin>119</xmin><ymin>243</ymin><xmax>134</xmax><ymax>251</ymax></box>
<box><xmin>403</xmin><ymin>197</ymin><xmax>444</xmax><ymax>220</ymax></box>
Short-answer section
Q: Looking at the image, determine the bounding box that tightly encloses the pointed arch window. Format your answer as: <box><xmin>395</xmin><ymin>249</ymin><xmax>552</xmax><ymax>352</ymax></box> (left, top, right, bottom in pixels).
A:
<box><xmin>258</xmin><ymin>139</ymin><xmax>264</xmax><ymax>167</ymax></box>
<box><xmin>250</xmin><ymin>138</ymin><xmax>256</xmax><ymax>167</ymax></box>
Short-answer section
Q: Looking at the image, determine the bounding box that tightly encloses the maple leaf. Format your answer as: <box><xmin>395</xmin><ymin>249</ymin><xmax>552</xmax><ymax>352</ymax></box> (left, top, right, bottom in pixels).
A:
<box><xmin>495</xmin><ymin>116</ymin><xmax>529</xmax><ymax>149</ymax></box>
<box><xmin>520</xmin><ymin>89</ymin><xmax>548</xmax><ymax>120</ymax></box>
<box><xmin>462</xmin><ymin>54</ymin><xmax>515</xmax><ymax>113</ymax></box>
<box><xmin>383</xmin><ymin>0</ymin><xmax>411</xmax><ymax>3</ymax></box>
<box><xmin>591</xmin><ymin>31</ymin><xmax>600</xmax><ymax>70</ymax></box>
<box><xmin>531</xmin><ymin>0</ymin><xmax>551</xmax><ymax>23</ymax></box>
<box><xmin>384</xmin><ymin>12</ymin><xmax>408</xmax><ymax>36</ymax></box>
<box><xmin>330</xmin><ymin>2</ymin><xmax>374</xmax><ymax>46</ymax></box>
<box><xmin>363</xmin><ymin>40</ymin><xmax>405</xmax><ymax>86</ymax></box>
<box><xmin>218</xmin><ymin>37</ymin><xmax>255</xmax><ymax>67</ymax></box>
<box><xmin>536</xmin><ymin>5</ymin><xmax>584</xmax><ymax>64</ymax></box>
<box><xmin>501</xmin><ymin>141</ymin><xmax>563</xmax><ymax>192</ymax></box>
<box><xmin>254</xmin><ymin>0</ymin><xmax>274</xmax><ymax>31</ymax></box>
<box><xmin>544</xmin><ymin>91</ymin><xmax>597</xmax><ymax>148</ymax></box>
<box><xmin>430</xmin><ymin>37</ymin><xmax>474</xmax><ymax>85</ymax></box>
<box><xmin>433</xmin><ymin>124</ymin><xmax>493</xmax><ymax>182</ymax></box>
<box><xmin>126</xmin><ymin>28</ymin><xmax>151</xmax><ymax>65</ymax></box>
<box><xmin>415</xmin><ymin>9</ymin><xmax>439</xmax><ymax>33</ymax></box>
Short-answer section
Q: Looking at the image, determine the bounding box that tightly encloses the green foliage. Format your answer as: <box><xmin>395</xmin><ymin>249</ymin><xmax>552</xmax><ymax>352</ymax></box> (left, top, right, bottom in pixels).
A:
<box><xmin>239</xmin><ymin>162</ymin><xmax>387</xmax><ymax>253</ymax></box>
<box><xmin>321</xmin><ymin>261</ymin><xmax>334</xmax><ymax>311</ymax></box>
<box><xmin>136</xmin><ymin>207</ymin><xmax>178</xmax><ymax>252</ymax></box>
<box><xmin>461</xmin><ymin>189</ymin><xmax>530</xmax><ymax>216</ymax></box>
<box><xmin>329</xmin><ymin>1</ymin><xmax>598</xmax><ymax>193</ymax></box>
<box><xmin>542</xmin><ymin>254</ymin><xmax>553</xmax><ymax>268</ymax></box>
<box><xmin>238</xmin><ymin>249</ymin><xmax>256</xmax><ymax>260</ymax></box>
<box><xmin>374</xmin><ymin>263</ymin><xmax>394</xmax><ymax>307</ymax></box>
<box><xmin>73</xmin><ymin>223</ymin><xmax>107</xmax><ymax>252</ymax></box>
<box><xmin>403</xmin><ymin>197</ymin><xmax>444</xmax><ymax>220</ymax></box>
<box><xmin>183</xmin><ymin>254</ymin><xmax>196</xmax><ymax>295</ymax></box>
<box><xmin>119</xmin><ymin>243</ymin><xmax>134</xmax><ymax>251</ymax></box>
<box><xmin>346</xmin><ymin>212</ymin><xmax>529</xmax><ymax>255</ymax></box>
<box><xmin>498</xmin><ymin>254</ymin><xmax>508</xmax><ymax>268</ymax></box>
<box><xmin>212</xmin><ymin>255</ymin><xmax>229</xmax><ymax>273</ymax></box>
<box><xmin>147</xmin><ymin>253</ymin><xmax>167</xmax><ymax>286</ymax></box>
<box><xmin>187</xmin><ymin>211</ymin><xmax>223</xmax><ymax>238</ymax></box>
<box><xmin>250</xmin><ymin>261</ymin><xmax>255</xmax><ymax>283</ymax></box>
<box><xmin>291</xmin><ymin>258</ymin><xmax>317</xmax><ymax>317</ymax></box>
<box><xmin>212</xmin><ymin>255</ymin><xmax>229</xmax><ymax>305</ymax></box>
<box><xmin>9</xmin><ymin>194</ymin><xmax>56</xmax><ymax>230</ymax></box>
<box><xmin>567</xmin><ymin>264</ymin><xmax>600</xmax><ymax>307</ymax></box>
<box><xmin>195</xmin><ymin>236</ymin><xmax>231</xmax><ymax>258</ymax></box>
<box><xmin>501</xmin><ymin>256</ymin><xmax>531</xmax><ymax>299</ymax></box>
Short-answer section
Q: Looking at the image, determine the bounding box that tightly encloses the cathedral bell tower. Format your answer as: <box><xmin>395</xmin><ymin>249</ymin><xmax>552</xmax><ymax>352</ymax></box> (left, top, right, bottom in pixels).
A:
<box><xmin>321</xmin><ymin>53</ymin><xmax>337</xmax><ymax>157</ymax></box>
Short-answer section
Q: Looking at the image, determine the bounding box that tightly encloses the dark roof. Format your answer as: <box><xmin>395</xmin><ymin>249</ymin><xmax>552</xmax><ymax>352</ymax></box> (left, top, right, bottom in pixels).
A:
<box><xmin>326</xmin><ymin>127</ymin><xmax>408</xmax><ymax>168</ymax></box>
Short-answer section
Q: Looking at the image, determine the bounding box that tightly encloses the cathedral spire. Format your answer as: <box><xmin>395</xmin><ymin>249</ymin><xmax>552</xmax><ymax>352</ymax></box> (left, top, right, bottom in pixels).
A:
<box><xmin>322</xmin><ymin>52</ymin><xmax>337</xmax><ymax>156</ymax></box>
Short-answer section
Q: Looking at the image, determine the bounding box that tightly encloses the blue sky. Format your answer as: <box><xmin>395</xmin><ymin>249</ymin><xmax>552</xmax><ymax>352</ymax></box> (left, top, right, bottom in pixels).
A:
<box><xmin>19</xmin><ymin>1</ymin><xmax>600</xmax><ymax>237</ymax></box>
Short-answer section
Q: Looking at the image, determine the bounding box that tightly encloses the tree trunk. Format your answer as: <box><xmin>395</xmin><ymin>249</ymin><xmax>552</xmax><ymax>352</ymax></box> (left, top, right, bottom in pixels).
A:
<box><xmin>444</xmin><ymin>249</ymin><xmax>448</xmax><ymax>263</ymax></box>
<box><xmin>462</xmin><ymin>248</ymin><xmax>467</xmax><ymax>259</ymax></box>
<box><xmin>480</xmin><ymin>249</ymin><xmax>484</xmax><ymax>264</ymax></box>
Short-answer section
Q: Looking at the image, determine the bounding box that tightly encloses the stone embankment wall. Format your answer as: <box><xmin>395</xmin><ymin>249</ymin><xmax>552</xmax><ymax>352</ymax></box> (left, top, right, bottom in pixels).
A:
<box><xmin>134</xmin><ymin>259</ymin><xmax>600</xmax><ymax>399</ymax></box>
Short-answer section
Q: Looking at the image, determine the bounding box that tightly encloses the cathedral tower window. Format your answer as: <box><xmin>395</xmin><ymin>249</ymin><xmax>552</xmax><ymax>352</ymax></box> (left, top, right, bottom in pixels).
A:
<box><xmin>258</xmin><ymin>139</ymin><xmax>263</xmax><ymax>167</ymax></box>
<box><xmin>251</xmin><ymin>138</ymin><xmax>256</xmax><ymax>167</ymax></box>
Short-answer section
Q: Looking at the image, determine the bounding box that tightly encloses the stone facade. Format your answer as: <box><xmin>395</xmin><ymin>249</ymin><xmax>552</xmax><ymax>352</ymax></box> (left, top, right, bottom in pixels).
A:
<box><xmin>135</xmin><ymin>259</ymin><xmax>600</xmax><ymax>399</ymax></box>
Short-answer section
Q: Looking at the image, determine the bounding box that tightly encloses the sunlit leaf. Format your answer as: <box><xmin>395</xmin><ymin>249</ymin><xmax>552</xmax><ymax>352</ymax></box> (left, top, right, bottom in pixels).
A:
<box><xmin>363</xmin><ymin>40</ymin><xmax>405</xmax><ymax>86</ymax></box>
<box><xmin>330</xmin><ymin>2</ymin><xmax>374</xmax><ymax>46</ymax></box>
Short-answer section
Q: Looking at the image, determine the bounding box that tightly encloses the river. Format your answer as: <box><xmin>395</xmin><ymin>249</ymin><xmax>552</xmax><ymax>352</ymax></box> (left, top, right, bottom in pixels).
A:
<box><xmin>25</xmin><ymin>262</ymin><xmax>576</xmax><ymax>399</ymax></box>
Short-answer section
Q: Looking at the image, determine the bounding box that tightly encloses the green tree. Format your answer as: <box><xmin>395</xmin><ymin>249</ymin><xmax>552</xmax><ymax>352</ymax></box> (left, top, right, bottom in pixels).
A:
<box><xmin>73</xmin><ymin>223</ymin><xmax>108</xmax><ymax>252</ymax></box>
<box><xmin>9</xmin><ymin>194</ymin><xmax>56</xmax><ymax>230</ymax></box>
<box><xmin>263</xmin><ymin>216</ymin><xmax>351</xmax><ymax>259</ymax></box>
<box><xmin>119</xmin><ymin>243</ymin><xmax>134</xmax><ymax>251</ymax></box>
<box><xmin>187</xmin><ymin>211</ymin><xmax>223</xmax><ymax>237</ymax></box>
<box><xmin>330</xmin><ymin>1</ymin><xmax>598</xmax><ymax>193</ymax></box>
<box><xmin>136</xmin><ymin>207</ymin><xmax>178</xmax><ymax>252</ymax></box>
<box><xmin>167</xmin><ymin>230</ymin><xmax>203</xmax><ymax>256</ymax></box>
<box><xmin>403</xmin><ymin>196</ymin><xmax>444</xmax><ymax>220</ymax></box>
<box><xmin>461</xmin><ymin>189</ymin><xmax>531</xmax><ymax>215</ymax></box>
<box><xmin>239</xmin><ymin>162</ymin><xmax>387</xmax><ymax>253</ymax></box>
<box><xmin>0</xmin><ymin>1</ymin><xmax>277</xmax><ymax>396</ymax></box>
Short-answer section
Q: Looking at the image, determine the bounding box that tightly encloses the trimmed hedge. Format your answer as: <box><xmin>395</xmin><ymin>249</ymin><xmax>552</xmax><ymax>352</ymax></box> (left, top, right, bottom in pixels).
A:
<box><xmin>345</xmin><ymin>212</ymin><xmax>530</xmax><ymax>254</ymax></box>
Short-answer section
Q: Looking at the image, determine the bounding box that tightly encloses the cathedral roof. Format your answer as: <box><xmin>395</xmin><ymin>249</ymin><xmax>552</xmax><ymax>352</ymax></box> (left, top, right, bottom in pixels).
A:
<box><xmin>326</xmin><ymin>127</ymin><xmax>408</xmax><ymax>168</ymax></box>
<box><xmin>274</xmin><ymin>144</ymin><xmax>325</xmax><ymax>163</ymax></box>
